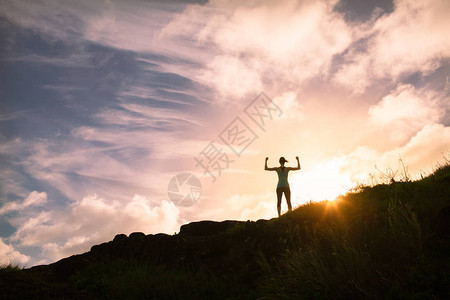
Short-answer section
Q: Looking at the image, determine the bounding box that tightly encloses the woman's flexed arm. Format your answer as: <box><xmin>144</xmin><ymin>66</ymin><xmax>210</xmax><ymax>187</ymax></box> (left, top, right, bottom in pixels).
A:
<box><xmin>265</xmin><ymin>157</ymin><xmax>277</xmax><ymax>171</ymax></box>
<box><xmin>291</xmin><ymin>156</ymin><xmax>301</xmax><ymax>171</ymax></box>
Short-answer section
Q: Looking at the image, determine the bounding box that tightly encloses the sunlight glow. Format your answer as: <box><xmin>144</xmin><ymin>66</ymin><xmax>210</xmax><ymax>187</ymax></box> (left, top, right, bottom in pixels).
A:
<box><xmin>290</xmin><ymin>160</ymin><xmax>354</xmax><ymax>206</ymax></box>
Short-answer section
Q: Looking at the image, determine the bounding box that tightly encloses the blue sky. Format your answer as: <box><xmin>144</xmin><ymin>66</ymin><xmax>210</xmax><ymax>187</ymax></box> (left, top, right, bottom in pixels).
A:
<box><xmin>0</xmin><ymin>0</ymin><xmax>449</xmax><ymax>266</ymax></box>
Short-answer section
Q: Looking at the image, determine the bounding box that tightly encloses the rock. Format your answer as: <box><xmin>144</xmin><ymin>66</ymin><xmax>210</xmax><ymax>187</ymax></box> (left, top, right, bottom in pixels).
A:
<box><xmin>179</xmin><ymin>220</ymin><xmax>244</xmax><ymax>236</ymax></box>
<box><xmin>90</xmin><ymin>242</ymin><xmax>109</xmax><ymax>253</ymax></box>
<box><xmin>129</xmin><ymin>232</ymin><xmax>146</xmax><ymax>239</ymax></box>
<box><xmin>113</xmin><ymin>233</ymin><xmax>128</xmax><ymax>243</ymax></box>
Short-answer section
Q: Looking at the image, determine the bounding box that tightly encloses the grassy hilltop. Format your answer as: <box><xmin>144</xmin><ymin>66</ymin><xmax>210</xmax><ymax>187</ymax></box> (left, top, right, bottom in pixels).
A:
<box><xmin>1</xmin><ymin>165</ymin><xmax>449</xmax><ymax>299</ymax></box>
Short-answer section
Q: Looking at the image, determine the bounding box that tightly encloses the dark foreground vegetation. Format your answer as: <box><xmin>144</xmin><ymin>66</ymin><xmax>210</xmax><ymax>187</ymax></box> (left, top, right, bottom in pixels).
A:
<box><xmin>1</xmin><ymin>165</ymin><xmax>449</xmax><ymax>299</ymax></box>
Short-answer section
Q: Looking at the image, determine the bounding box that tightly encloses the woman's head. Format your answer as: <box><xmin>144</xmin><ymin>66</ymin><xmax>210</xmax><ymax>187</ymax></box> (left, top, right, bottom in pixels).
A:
<box><xmin>279</xmin><ymin>157</ymin><xmax>288</xmax><ymax>165</ymax></box>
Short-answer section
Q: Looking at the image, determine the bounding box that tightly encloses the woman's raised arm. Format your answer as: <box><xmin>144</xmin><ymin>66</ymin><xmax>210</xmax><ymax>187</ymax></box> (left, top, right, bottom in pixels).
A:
<box><xmin>265</xmin><ymin>157</ymin><xmax>277</xmax><ymax>171</ymax></box>
<box><xmin>290</xmin><ymin>156</ymin><xmax>301</xmax><ymax>171</ymax></box>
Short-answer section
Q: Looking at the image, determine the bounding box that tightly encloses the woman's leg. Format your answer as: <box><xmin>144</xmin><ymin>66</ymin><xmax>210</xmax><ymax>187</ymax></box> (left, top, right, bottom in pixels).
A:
<box><xmin>276</xmin><ymin>188</ymin><xmax>283</xmax><ymax>217</ymax></box>
<box><xmin>285</xmin><ymin>188</ymin><xmax>292</xmax><ymax>212</ymax></box>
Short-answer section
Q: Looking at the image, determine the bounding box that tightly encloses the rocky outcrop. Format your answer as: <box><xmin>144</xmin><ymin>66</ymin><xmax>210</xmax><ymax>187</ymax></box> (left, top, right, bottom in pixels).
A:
<box><xmin>23</xmin><ymin>218</ymin><xmax>289</xmax><ymax>289</ymax></box>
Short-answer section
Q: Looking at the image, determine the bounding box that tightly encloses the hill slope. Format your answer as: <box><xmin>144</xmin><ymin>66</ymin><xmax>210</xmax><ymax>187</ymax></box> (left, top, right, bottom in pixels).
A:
<box><xmin>1</xmin><ymin>165</ymin><xmax>449</xmax><ymax>299</ymax></box>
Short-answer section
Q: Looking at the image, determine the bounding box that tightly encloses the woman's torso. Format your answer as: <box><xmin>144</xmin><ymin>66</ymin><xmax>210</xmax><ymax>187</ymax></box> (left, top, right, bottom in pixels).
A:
<box><xmin>276</xmin><ymin>167</ymin><xmax>290</xmax><ymax>188</ymax></box>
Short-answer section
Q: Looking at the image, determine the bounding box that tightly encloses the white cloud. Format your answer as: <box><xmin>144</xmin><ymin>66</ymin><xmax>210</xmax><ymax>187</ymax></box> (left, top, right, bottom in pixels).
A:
<box><xmin>395</xmin><ymin>124</ymin><xmax>450</xmax><ymax>171</ymax></box>
<box><xmin>201</xmin><ymin>0</ymin><xmax>351</xmax><ymax>66</ymax></box>
<box><xmin>368</xmin><ymin>84</ymin><xmax>445</xmax><ymax>142</ymax></box>
<box><xmin>274</xmin><ymin>92</ymin><xmax>303</xmax><ymax>120</ymax></box>
<box><xmin>332</xmin><ymin>53</ymin><xmax>372</xmax><ymax>94</ymax></box>
<box><xmin>334</xmin><ymin>0</ymin><xmax>450</xmax><ymax>92</ymax></box>
<box><xmin>286</xmin><ymin>122</ymin><xmax>450</xmax><ymax>193</ymax></box>
<box><xmin>240</xmin><ymin>200</ymin><xmax>275</xmax><ymax>220</ymax></box>
<box><xmin>371</xmin><ymin>0</ymin><xmax>450</xmax><ymax>78</ymax></box>
<box><xmin>226</xmin><ymin>193</ymin><xmax>276</xmax><ymax>220</ymax></box>
<box><xmin>197</xmin><ymin>55</ymin><xmax>263</xmax><ymax>99</ymax></box>
<box><xmin>0</xmin><ymin>191</ymin><xmax>47</xmax><ymax>215</ymax></box>
<box><xmin>182</xmin><ymin>191</ymin><xmax>278</xmax><ymax>222</ymax></box>
<box><xmin>0</xmin><ymin>238</ymin><xmax>30</xmax><ymax>265</ymax></box>
<box><xmin>338</xmin><ymin>124</ymin><xmax>450</xmax><ymax>184</ymax></box>
<box><xmin>163</xmin><ymin>0</ymin><xmax>353</xmax><ymax>98</ymax></box>
<box><xmin>11</xmin><ymin>194</ymin><xmax>180</xmax><ymax>264</ymax></box>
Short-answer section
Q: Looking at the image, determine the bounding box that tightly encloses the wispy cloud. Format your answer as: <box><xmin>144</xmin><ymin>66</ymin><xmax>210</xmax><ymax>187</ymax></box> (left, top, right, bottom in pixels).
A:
<box><xmin>0</xmin><ymin>191</ymin><xmax>47</xmax><ymax>215</ymax></box>
<box><xmin>0</xmin><ymin>110</ymin><xmax>29</xmax><ymax>121</ymax></box>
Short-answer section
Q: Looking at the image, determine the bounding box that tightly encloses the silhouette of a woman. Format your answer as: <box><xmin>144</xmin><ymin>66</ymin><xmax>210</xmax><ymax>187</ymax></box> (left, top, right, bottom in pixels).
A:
<box><xmin>265</xmin><ymin>156</ymin><xmax>301</xmax><ymax>217</ymax></box>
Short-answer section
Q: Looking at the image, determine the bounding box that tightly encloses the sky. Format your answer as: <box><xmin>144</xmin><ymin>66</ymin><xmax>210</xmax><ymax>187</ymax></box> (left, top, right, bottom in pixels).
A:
<box><xmin>0</xmin><ymin>0</ymin><xmax>449</xmax><ymax>266</ymax></box>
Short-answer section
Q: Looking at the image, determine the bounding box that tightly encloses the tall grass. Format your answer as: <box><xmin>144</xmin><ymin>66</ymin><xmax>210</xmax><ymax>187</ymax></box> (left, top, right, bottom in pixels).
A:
<box><xmin>259</xmin><ymin>165</ymin><xmax>450</xmax><ymax>299</ymax></box>
<box><xmin>0</xmin><ymin>262</ymin><xmax>23</xmax><ymax>272</ymax></box>
<box><xmin>261</xmin><ymin>204</ymin><xmax>438</xmax><ymax>299</ymax></box>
